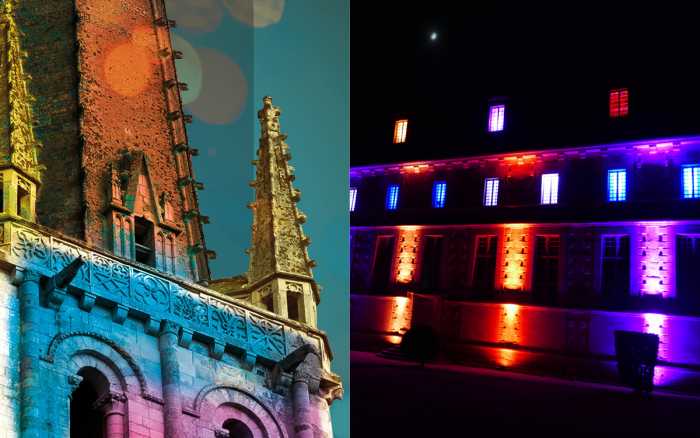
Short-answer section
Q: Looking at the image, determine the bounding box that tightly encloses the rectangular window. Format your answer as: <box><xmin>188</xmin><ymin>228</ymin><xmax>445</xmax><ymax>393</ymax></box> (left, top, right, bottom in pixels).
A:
<box><xmin>371</xmin><ymin>235</ymin><xmax>396</xmax><ymax>293</ymax></box>
<box><xmin>483</xmin><ymin>178</ymin><xmax>500</xmax><ymax>206</ymax></box>
<box><xmin>608</xmin><ymin>169</ymin><xmax>627</xmax><ymax>202</ymax></box>
<box><xmin>349</xmin><ymin>187</ymin><xmax>358</xmax><ymax>212</ymax></box>
<box><xmin>432</xmin><ymin>181</ymin><xmax>447</xmax><ymax>208</ymax></box>
<box><xmin>533</xmin><ymin>235</ymin><xmax>560</xmax><ymax>305</ymax></box>
<box><xmin>609</xmin><ymin>88</ymin><xmax>629</xmax><ymax>118</ymax></box>
<box><xmin>386</xmin><ymin>184</ymin><xmax>400</xmax><ymax>210</ymax></box>
<box><xmin>683</xmin><ymin>165</ymin><xmax>700</xmax><ymax>199</ymax></box>
<box><xmin>473</xmin><ymin>235</ymin><xmax>498</xmax><ymax>291</ymax></box>
<box><xmin>601</xmin><ymin>236</ymin><xmax>630</xmax><ymax>299</ymax></box>
<box><xmin>393</xmin><ymin>119</ymin><xmax>408</xmax><ymax>143</ymax></box>
<box><xmin>134</xmin><ymin>216</ymin><xmax>155</xmax><ymax>266</ymax></box>
<box><xmin>488</xmin><ymin>104</ymin><xmax>505</xmax><ymax>132</ymax></box>
<box><xmin>420</xmin><ymin>235</ymin><xmax>444</xmax><ymax>291</ymax></box>
<box><xmin>540</xmin><ymin>173</ymin><xmax>559</xmax><ymax>205</ymax></box>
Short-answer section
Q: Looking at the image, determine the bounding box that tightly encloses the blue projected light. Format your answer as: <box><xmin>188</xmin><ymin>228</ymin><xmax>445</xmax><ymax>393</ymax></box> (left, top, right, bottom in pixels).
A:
<box><xmin>432</xmin><ymin>181</ymin><xmax>447</xmax><ymax>208</ymax></box>
<box><xmin>608</xmin><ymin>169</ymin><xmax>627</xmax><ymax>202</ymax></box>
<box><xmin>683</xmin><ymin>165</ymin><xmax>700</xmax><ymax>199</ymax></box>
<box><xmin>386</xmin><ymin>184</ymin><xmax>400</xmax><ymax>210</ymax></box>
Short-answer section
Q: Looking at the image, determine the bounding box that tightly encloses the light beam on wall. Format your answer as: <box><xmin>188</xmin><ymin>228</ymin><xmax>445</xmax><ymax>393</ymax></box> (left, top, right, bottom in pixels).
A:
<box><xmin>502</xmin><ymin>225</ymin><xmax>530</xmax><ymax>291</ymax></box>
<box><xmin>395</xmin><ymin>227</ymin><xmax>421</xmax><ymax>284</ymax></box>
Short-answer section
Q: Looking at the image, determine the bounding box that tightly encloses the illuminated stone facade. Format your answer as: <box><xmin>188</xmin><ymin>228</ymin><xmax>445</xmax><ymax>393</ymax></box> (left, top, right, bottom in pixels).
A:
<box><xmin>350</xmin><ymin>136</ymin><xmax>700</xmax><ymax>391</ymax></box>
<box><xmin>0</xmin><ymin>1</ymin><xmax>341</xmax><ymax>437</ymax></box>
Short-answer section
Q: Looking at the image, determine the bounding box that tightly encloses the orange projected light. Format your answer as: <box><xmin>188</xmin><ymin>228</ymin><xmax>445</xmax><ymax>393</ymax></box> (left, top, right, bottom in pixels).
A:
<box><xmin>104</xmin><ymin>42</ymin><xmax>157</xmax><ymax>97</ymax></box>
<box><xmin>383</xmin><ymin>296</ymin><xmax>414</xmax><ymax>344</ymax></box>
<box><xmin>395</xmin><ymin>227</ymin><xmax>421</xmax><ymax>284</ymax></box>
<box><xmin>502</xmin><ymin>225</ymin><xmax>530</xmax><ymax>290</ymax></box>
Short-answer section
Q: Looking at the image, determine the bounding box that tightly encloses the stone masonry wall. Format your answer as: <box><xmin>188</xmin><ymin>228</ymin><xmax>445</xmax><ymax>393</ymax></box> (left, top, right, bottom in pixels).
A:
<box><xmin>15</xmin><ymin>0</ymin><xmax>83</xmax><ymax>238</ymax></box>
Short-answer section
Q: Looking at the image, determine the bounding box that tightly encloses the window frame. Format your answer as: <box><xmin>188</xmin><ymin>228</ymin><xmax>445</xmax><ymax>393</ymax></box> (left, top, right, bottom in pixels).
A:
<box><xmin>607</xmin><ymin>168</ymin><xmax>627</xmax><ymax>202</ymax></box>
<box><xmin>488</xmin><ymin>104</ymin><xmax>505</xmax><ymax>133</ymax></box>
<box><xmin>349</xmin><ymin>187</ymin><xmax>358</xmax><ymax>212</ymax></box>
<box><xmin>483</xmin><ymin>177</ymin><xmax>500</xmax><ymax>207</ymax></box>
<box><xmin>432</xmin><ymin>181</ymin><xmax>447</xmax><ymax>208</ymax></box>
<box><xmin>682</xmin><ymin>164</ymin><xmax>700</xmax><ymax>199</ymax></box>
<box><xmin>393</xmin><ymin>119</ymin><xmax>408</xmax><ymax>144</ymax></box>
<box><xmin>386</xmin><ymin>184</ymin><xmax>400</xmax><ymax>210</ymax></box>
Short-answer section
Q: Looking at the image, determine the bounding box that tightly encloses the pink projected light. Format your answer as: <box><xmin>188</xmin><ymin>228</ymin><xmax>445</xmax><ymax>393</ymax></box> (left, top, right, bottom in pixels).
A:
<box><xmin>488</xmin><ymin>104</ymin><xmax>505</xmax><ymax>132</ymax></box>
<box><xmin>636</xmin><ymin>222</ymin><xmax>676</xmax><ymax>299</ymax></box>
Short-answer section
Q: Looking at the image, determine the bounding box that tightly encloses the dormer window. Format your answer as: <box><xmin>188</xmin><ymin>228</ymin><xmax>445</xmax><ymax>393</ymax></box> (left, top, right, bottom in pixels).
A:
<box><xmin>609</xmin><ymin>88</ymin><xmax>629</xmax><ymax>118</ymax></box>
<box><xmin>488</xmin><ymin>104</ymin><xmax>505</xmax><ymax>132</ymax></box>
<box><xmin>393</xmin><ymin>119</ymin><xmax>408</xmax><ymax>144</ymax></box>
<box><xmin>134</xmin><ymin>216</ymin><xmax>155</xmax><ymax>266</ymax></box>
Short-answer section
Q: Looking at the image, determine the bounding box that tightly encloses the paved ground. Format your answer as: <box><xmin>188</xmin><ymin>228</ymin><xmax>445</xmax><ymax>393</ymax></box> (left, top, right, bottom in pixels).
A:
<box><xmin>351</xmin><ymin>351</ymin><xmax>700</xmax><ymax>437</ymax></box>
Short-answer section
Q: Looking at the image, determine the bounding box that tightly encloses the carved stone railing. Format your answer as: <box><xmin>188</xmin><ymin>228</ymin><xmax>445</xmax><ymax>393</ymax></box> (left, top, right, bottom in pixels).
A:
<box><xmin>0</xmin><ymin>220</ymin><xmax>333</xmax><ymax>370</ymax></box>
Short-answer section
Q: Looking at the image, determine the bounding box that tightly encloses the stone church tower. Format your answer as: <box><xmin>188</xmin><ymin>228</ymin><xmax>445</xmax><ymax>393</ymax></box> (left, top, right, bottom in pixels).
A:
<box><xmin>0</xmin><ymin>0</ymin><xmax>342</xmax><ymax>437</ymax></box>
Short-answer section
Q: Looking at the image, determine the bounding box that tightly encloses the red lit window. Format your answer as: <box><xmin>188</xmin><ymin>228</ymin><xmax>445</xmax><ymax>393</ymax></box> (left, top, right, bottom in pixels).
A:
<box><xmin>609</xmin><ymin>88</ymin><xmax>629</xmax><ymax>118</ymax></box>
<box><xmin>393</xmin><ymin>119</ymin><xmax>408</xmax><ymax>143</ymax></box>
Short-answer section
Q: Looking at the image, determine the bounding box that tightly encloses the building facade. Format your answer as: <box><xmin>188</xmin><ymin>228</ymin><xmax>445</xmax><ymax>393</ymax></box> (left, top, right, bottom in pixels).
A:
<box><xmin>351</xmin><ymin>115</ymin><xmax>700</xmax><ymax>388</ymax></box>
<box><xmin>0</xmin><ymin>0</ymin><xmax>341</xmax><ymax>436</ymax></box>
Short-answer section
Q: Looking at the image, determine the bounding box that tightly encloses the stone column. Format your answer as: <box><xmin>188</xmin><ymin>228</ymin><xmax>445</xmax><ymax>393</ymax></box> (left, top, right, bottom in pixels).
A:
<box><xmin>291</xmin><ymin>352</ymin><xmax>322</xmax><ymax>438</ymax></box>
<box><xmin>159</xmin><ymin>320</ymin><xmax>185</xmax><ymax>437</ymax></box>
<box><xmin>96</xmin><ymin>393</ymin><xmax>127</xmax><ymax>438</ymax></box>
<box><xmin>17</xmin><ymin>268</ymin><xmax>45</xmax><ymax>438</ymax></box>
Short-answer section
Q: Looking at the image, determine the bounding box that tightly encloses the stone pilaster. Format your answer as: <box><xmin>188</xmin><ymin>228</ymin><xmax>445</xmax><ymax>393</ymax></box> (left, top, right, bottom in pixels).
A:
<box><xmin>159</xmin><ymin>320</ymin><xmax>184</xmax><ymax>437</ymax></box>
<box><xmin>291</xmin><ymin>351</ymin><xmax>322</xmax><ymax>438</ymax></box>
<box><xmin>17</xmin><ymin>268</ymin><xmax>44</xmax><ymax>437</ymax></box>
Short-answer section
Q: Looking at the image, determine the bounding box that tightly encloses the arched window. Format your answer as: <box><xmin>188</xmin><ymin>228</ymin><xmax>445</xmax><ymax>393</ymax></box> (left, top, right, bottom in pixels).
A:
<box><xmin>70</xmin><ymin>368</ymin><xmax>109</xmax><ymax>438</ymax></box>
<box><xmin>70</xmin><ymin>367</ymin><xmax>127</xmax><ymax>438</ymax></box>
<box><xmin>222</xmin><ymin>419</ymin><xmax>253</xmax><ymax>438</ymax></box>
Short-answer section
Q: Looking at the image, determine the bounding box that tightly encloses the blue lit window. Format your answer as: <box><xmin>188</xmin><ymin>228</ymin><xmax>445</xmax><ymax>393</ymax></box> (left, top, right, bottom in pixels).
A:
<box><xmin>349</xmin><ymin>187</ymin><xmax>357</xmax><ymax>212</ymax></box>
<box><xmin>608</xmin><ymin>169</ymin><xmax>627</xmax><ymax>202</ymax></box>
<box><xmin>483</xmin><ymin>178</ymin><xmax>499</xmax><ymax>206</ymax></box>
<box><xmin>683</xmin><ymin>165</ymin><xmax>700</xmax><ymax>199</ymax></box>
<box><xmin>540</xmin><ymin>173</ymin><xmax>559</xmax><ymax>205</ymax></box>
<box><xmin>432</xmin><ymin>181</ymin><xmax>447</xmax><ymax>208</ymax></box>
<box><xmin>386</xmin><ymin>184</ymin><xmax>400</xmax><ymax>210</ymax></box>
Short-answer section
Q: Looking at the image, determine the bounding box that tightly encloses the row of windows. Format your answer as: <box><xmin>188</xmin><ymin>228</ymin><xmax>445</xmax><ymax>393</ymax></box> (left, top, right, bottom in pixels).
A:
<box><xmin>349</xmin><ymin>164</ymin><xmax>700</xmax><ymax>211</ymax></box>
<box><xmin>391</xmin><ymin>88</ymin><xmax>630</xmax><ymax>142</ymax></box>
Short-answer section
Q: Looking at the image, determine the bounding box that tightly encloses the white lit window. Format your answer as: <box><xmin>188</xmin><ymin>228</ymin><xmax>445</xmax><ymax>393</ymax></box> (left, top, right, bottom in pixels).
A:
<box><xmin>683</xmin><ymin>165</ymin><xmax>700</xmax><ymax>199</ymax></box>
<box><xmin>483</xmin><ymin>178</ymin><xmax>499</xmax><ymax>206</ymax></box>
<box><xmin>349</xmin><ymin>187</ymin><xmax>358</xmax><ymax>212</ymax></box>
<box><xmin>540</xmin><ymin>173</ymin><xmax>559</xmax><ymax>205</ymax></box>
<box><xmin>608</xmin><ymin>169</ymin><xmax>627</xmax><ymax>202</ymax></box>
<box><xmin>393</xmin><ymin>119</ymin><xmax>408</xmax><ymax>143</ymax></box>
<box><xmin>488</xmin><ymin>104</ymin><xmax>505</xmax><ymax>132</ymax></box>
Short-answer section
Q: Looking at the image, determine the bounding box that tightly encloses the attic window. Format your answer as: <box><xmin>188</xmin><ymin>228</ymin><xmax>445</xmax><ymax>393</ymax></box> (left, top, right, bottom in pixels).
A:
<box><xmin>134</xmin><ymin>216</ymin><xmax>155</xmax><ymax>266</ymax></box>
<box><xmin>609</xmin><ymin>88</ymin><xmax>629</xmax><ymax>118</ymax></box>
<box><xmin>393</xmin><ymin>119</ymin><xmax>408</xmax><ymax>144</ymax></box>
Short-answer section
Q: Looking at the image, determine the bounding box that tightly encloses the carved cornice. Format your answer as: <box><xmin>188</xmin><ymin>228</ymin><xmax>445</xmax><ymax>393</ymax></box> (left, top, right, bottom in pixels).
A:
<box><xmin>2</xmin><ymin>220</ymin><xmax>335</xmax><ymax>371</ymax></box>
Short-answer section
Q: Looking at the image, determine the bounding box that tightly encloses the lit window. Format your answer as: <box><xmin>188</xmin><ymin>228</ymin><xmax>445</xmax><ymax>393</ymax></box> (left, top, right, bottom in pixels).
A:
<box><xmin>488</xmin><ymin>104</ymin><xmax>505</xmax><ymax>132</ymax></box>
<box><xmin>609</xmin><ymin>88</ymin><xmax>629</xmax><ymax>118</ymax></box>
<box><xmin>683</xmin><ymin>165</ymin><xmax>700</xmax><ymax>199</ymax></box>
<box><xmin>349</xmin><ymin>187</ymin><xmax>358</xmax><ymax>212</ymax></box>
<box><xmin>608</xmin><ymin>169</ymin><xmax>627</xmax><ymax>202</ymax></box>
<box><xmin>483</xmin><ymin>178</ymin><xmax>499</xmax><ymax>206</ymax></box>
<box><xmin>540</xmin><ymin>173</ymin><xmax>559</xmax><ymax>205</ymax></box>
<box><xmin>386</xmin><ymin>184</ymin><xmax>400</xmax><ymax>210</ymax></box>
<box><xmin>432</xmin><ymin>181</ymin><xmax>447</xmax><ymax>208</ymax></box>
<box><xmin>393</xmin><ymin>119</ymin><xmax>408</xmax><ymax>143</ymax></box>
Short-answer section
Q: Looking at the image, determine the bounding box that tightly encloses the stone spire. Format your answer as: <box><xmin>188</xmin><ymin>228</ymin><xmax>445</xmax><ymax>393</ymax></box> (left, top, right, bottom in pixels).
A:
<box><xmin>0</xmin><ymin>0</ymin><xmax>42</xmax><ymax>183</ymax></box>
<box><xmin>246</xmin><ymin>96</ymin><xmax>319</xmax><ymax>326</ymax></box>
<box><xmin>0</xmin><ymin>0</ymin><xmax>42</xmax><ymax>223</ymax></box>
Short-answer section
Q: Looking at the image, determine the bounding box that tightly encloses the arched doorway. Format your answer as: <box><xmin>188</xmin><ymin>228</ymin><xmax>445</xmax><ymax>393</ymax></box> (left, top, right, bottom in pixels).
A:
<box><xmin>222</xmin><ymin>419</ymin><xmax>254</xmax><ymax>438</ymax></box>
<box><xmin>70</xmin><ymin>367</ymin><xmax>110</xmax><ymax>437</ymax></box>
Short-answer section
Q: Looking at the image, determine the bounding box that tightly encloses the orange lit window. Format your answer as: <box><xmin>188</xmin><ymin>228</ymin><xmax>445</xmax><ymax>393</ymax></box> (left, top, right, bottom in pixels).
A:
<box><xmin>393</xmin><ymin>119</ymin><xmax>408</xmax><ymax>143</ymax></box>
<box><xmin>609</xmin><ymin>88</ymin><xmax>629</xmax><ymax>118</ymax></box>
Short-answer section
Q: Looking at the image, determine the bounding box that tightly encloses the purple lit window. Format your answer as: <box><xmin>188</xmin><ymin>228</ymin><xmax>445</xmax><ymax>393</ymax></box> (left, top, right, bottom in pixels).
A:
<box><xmin>483</xmin><ymin>178</ymin><xmax>499</xmax><ymax>206</ymax></box>
<box><xmin>350</xmin><ymin>187</ymin><xmax>357</xmax><ymax>212</ymax></box>
<box><xmin>488</xmin><ymin>104</ymin><xmax>505</xmax><ymax>132</ymax></box>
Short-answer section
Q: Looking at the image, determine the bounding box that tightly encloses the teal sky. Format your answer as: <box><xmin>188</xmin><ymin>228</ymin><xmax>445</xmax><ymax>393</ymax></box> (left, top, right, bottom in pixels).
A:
<box><xmin>166</xmin><ymin>1</ymin><xmax>349</xmax><ymax>436</ymax></box>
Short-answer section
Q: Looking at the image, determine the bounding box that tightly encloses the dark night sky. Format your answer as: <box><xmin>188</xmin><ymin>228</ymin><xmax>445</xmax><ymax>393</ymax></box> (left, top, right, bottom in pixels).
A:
<box><xmin>351</xmin><ymin>3</ymin><xmax>700</xmax><ymax>166</ymax></box>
